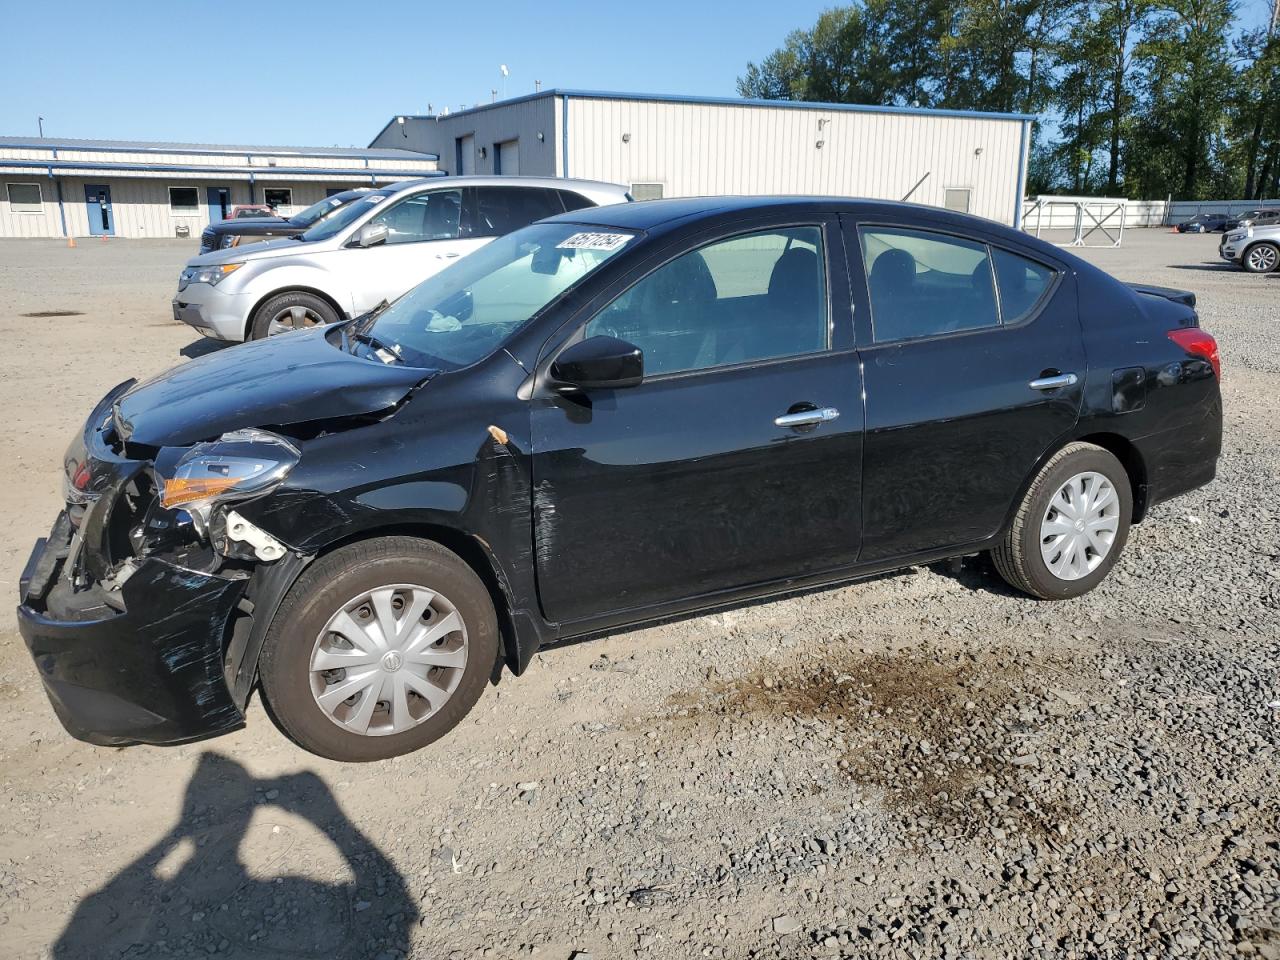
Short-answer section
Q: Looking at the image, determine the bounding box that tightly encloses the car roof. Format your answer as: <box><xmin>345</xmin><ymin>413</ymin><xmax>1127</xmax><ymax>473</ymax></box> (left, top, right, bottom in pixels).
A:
<box><xmin>544</xmin><ymin>195</ymin><xmax>1019</xmax><ymax>235</ymax></box>
<box><xmin>386</xmin><ymin>175</ymin><xmax>627</xmax><ymax>195</ymax></box>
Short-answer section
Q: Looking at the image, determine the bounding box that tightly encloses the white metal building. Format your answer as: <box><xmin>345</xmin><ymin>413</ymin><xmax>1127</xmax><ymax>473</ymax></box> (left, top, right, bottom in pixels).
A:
<box><xmin>370</xmin><ymin>90</ymin><xmax>1035</xmax><ymax>226</ymax></box>
<box><xmin>0</xmin><ymin>138</ymin><xmax>439</xmax><ymax>239</ymax></box>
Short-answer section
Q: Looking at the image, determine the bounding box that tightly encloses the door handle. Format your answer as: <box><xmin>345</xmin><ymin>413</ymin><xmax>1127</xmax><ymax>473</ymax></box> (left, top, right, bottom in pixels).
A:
<box><xmin>436</xmin><ymin>252</ymin><xmax>461</xmax><ymax>259</ymax></box>
<box><xmin>774</xmin><ymin>407</ymin><xmax>840</xmax><ymax>428</ymax></box>
<box><xmin>1028</xmin><ymin>372</ymin><xmax>1079</xmax><ymax>391</ymax></box>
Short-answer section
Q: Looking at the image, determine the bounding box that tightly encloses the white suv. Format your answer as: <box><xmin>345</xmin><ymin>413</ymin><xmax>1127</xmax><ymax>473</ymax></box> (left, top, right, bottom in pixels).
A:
<box><xmin>173</xmin><ymin>176</ymin><xmax>630</xmax><ymax>340</ymax></box>
<box><xmin>1220</xmin><ymin>223</ymin><xmax>1280</xmax><ymax>274</ymax></box>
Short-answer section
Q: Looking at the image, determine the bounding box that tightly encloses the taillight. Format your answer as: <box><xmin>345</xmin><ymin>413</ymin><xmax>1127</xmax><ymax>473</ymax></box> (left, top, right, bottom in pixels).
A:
<box><xmin>1168</xmin><ymin>328</ymin><xmax>1220</xmax><ymax>380</ymax></box>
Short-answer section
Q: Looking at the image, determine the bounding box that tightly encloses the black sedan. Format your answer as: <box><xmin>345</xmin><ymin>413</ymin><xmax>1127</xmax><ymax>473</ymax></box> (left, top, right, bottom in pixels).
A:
<box><xmin>1175</xmin><ymin>213</ymin><xmax>1230</xmax><ymax>233</ymax></box>
<box><xmin>17</xmin><ymin>197</ymin><xmax>1223</xmax><ymax>762</ymax></box>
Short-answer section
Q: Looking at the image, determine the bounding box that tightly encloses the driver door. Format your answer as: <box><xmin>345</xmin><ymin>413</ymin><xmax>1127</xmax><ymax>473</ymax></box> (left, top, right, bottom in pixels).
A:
<box><xmin>343</xmin><ymin>188</ymin><xmax>486</xmax><ymax>314</ymax></box>
<box><xmin>530</xmin><ymin>217</ymin><xmax>864</xmax><ymax>626</ymax></box>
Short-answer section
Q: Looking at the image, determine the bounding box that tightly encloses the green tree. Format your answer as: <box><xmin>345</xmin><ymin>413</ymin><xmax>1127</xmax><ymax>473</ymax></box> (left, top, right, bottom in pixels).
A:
<box><xmin>740</xmin><ymin>0</ymin><xmax>1256</xmax><ymax>200</ymax></box>
<box><xmin>1094</xmin><ymin>0</ymin><xmax>1153</xmax><ymax>191</ymax></box>
<box><xmin>1128</xmin><ymin>0</ymin><xmax>1236</xmax><ymax>197</ymax></box>
<box><xmin>1232</xmin><ymin>27</ymin><xmax>1280</xmax><ymax>198</ymax></box>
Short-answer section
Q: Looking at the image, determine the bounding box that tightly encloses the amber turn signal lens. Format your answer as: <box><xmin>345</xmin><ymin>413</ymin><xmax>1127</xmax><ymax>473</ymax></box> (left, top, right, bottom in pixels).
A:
<box><xmin>161</xmin><ymin>476</ymin><xmax>241</xmax><ymax>508</ymax></box>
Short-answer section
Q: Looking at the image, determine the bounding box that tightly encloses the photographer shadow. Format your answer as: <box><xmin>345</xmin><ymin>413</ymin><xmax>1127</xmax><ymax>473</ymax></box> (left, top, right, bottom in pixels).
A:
<box><xmin>52</xmin><ymin>752</ymin><xmax>417</xmax><ymax>960</ymax></box>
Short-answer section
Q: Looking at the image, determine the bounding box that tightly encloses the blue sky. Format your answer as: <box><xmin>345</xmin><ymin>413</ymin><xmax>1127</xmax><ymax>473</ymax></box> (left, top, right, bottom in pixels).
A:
<box><xmin>0</xmin><ymin>0</ymin><xmax>829</xmax><ymax>147</ymax></box>
<box><xmin>1</xmin><ymin>0</ymin><xmax>1272</xmax><ymax>148</ymax></box>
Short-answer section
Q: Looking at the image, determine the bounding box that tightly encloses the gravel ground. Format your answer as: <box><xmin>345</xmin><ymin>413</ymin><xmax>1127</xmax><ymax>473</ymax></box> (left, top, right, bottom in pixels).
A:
<box><xmin>0</xmin><ymin>231</ymin><xmax>1276</xmax><ymax>960</ymax></box>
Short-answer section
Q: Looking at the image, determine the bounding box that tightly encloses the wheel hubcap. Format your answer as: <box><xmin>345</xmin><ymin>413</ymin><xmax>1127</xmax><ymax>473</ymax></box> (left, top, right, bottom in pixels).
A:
<box><xmin>309</xmin><ymin>584</ymin><xmax>468</xmax><ymax>737</ymax></box>
<box><xmin>1040</xmin><ymin>471</ymin><xmax>1119</xmax><ymax>582</ymax></box>
<box><xmin>267</xmin><ymin>304</ymin><xmax>325</xmax><ymax>336</ymax></box>
<box><xmin>1248</xmin><ymin>246</ymin><xmax>1277</xmax><ymax>271</ymax></box>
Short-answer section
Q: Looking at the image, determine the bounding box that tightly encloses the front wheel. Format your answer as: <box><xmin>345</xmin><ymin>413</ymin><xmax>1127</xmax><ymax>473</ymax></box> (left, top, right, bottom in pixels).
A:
<box><xmin>259</xmin><ymin>537</ymin><xmax>499</xmax><ymax>761</ymax></box>
<box><xmin>989</xmin><ymin>442</ymin><xmax>1133</xmax><ymax>600</ymax></box>
<box><xmin>248</xmin><ymin>290</ymin><xmax>340</xmax><ymax>340</ymax></box>
<box><xmin>1243</xmin><ymin>242</ymin><xmax>1279</xmax><ymax>274</ymax></box>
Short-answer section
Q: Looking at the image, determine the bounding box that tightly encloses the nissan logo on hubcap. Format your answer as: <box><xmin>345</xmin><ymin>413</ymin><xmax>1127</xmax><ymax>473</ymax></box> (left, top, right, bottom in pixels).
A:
<box><xmin>381</xmin><ymin>651</ymin><xmax>404</xmax><ymax>672</ymax></box>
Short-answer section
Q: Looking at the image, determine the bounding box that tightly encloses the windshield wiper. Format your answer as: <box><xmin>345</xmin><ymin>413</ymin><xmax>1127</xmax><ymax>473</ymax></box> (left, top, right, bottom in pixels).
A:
<box><xmin>352</xmin><ymin>330</ymin><xmax>403</xmax><ymax>364</ymax></box>
<box><xmin>351</xmin><ymin>300</ymin><xmax>391</xmax><ymax>336</ymax></box>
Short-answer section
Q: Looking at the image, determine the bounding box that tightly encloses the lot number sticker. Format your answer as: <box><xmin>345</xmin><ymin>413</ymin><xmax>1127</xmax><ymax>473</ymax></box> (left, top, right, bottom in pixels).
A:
<box><xmin>556</xmin><ymin>232</ymin><xmax>631</xmax><ymax>252</ymax></box>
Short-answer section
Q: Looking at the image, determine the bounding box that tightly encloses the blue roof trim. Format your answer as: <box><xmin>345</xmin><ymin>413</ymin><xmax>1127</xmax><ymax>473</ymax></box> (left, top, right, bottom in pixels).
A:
<box><xmin>0</xmin><ymin>137</ymin><xmax>437</xmax><ymax>162</ymax></box>
<box><xmin>379</xmin><ymin>89</ymin><xmax>1036</xmax><ymax>127</ymax></box>
<box><xmin>0</xmin><ymin>159</ymin><xmax>444</xmax><ymax>179</ymax></box>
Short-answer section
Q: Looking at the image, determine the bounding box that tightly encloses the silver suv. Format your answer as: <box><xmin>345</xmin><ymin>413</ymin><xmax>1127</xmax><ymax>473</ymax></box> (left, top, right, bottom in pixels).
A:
<box><xmin>1220</xmin><ymin>223</ymin><xmax>1280</xmax><ymax>274</ymax></box>
<box><xmin>173</xmin><ymin>176</ymin><xmax>630</xmax><ymax>340</ymax></box>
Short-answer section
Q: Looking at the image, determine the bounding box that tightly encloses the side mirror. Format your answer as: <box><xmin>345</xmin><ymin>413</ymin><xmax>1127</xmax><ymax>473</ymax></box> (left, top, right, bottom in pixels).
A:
<box><xmin>354</xmin><ymin>222</ymin><xmax>388</xmax><ymax>248</ymax></box>
<box><xmin>549</xmin><ymin>336</ymin><xmax>644</xmax><ymax>392</ymax></box>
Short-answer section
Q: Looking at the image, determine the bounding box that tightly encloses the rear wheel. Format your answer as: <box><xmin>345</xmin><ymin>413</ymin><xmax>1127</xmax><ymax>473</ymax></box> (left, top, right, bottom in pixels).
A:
<box><xmin>1243</xmin><ymin>242</ymin><xmax>1279</xmax><ymax>274</ymax></box>
<box><xmin>249</xmin><ymin>290</ymin><xmax>340</xmax><ymax>340</ymax></box>
<box><xmin>989</xmin><ymin>442</ymin><xmax>1132</xmax><ymax>600</ymax></box>
<box><xmin>259</xmin><ymin>537</ymin><xmax>499</xmax><ymax>761</ymax></box>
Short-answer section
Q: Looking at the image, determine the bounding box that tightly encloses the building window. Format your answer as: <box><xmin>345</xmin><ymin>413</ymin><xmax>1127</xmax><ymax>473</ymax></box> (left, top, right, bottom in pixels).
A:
<box><xmin>630</xmin><ymin>182</ymin><xmax>664</xmax><ymax>201</ymax></box>
<box><xmin>263</xmin><ymin>188</ymin><xmax>292</xmax><ymax>212</ymax></box>
<box><xmin>169</xmin><ymin>186</ymin><xmax>200</xmax><ymax>214</ymax></box>
<box><xmin>944</xmin><ymin>188</ymin><xmax>972</xmax><ymax>214</ymax></box>
<box><xmin>6</xmin><ymin>182</ymin><xmax>43</xmax><ymax>213</ymax></box>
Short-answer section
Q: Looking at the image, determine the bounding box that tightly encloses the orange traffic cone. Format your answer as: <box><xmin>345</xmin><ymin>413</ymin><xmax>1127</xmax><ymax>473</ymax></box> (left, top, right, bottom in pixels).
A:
<box><xmin>67</xmin><ymin>235</ymin><xmax>76</xmax><ymax>248</ymax></box>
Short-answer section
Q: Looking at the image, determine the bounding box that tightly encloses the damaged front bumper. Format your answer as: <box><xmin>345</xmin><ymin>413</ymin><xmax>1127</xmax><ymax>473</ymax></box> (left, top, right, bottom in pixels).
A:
<box><xmin>15</xmin><ymin>385</ymin><xmax>265</xmax><ymax>747</ymax></box>
<box><xmin>17</xmin><ymin>514</ymin><xmax>249</xmax><ymax>745</ymax></box>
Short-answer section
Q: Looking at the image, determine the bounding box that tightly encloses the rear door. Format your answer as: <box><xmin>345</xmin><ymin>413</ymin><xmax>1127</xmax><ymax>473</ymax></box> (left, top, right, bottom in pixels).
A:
<box><xmin>465</xmin><ymin>185</ymin><xmax>566</xmax><ymax>241</ymax></box>
<box><xmin>845</xmin><ymin>216</ymin><xmax>1084</xmax><ymax>561</ymax></box>
<box><xmin>530</xmin><ymin>216</ymin><xmax>864</xmax><ymax>625</ymax></box>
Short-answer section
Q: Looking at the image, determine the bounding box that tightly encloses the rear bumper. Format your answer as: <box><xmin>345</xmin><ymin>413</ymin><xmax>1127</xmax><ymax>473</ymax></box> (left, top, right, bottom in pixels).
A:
<box><xmin>16</xmin><ymin>515</ymin><xmax>249</xmax><ymax>746</ymax></box>
<box><xmin>1136</xmin><ymin>393</ymin><xmax>1223</xmax><ymax>512</ymax></box>
<box><xmin>171</xmin><ymin>282</ymin><xmax>252</xmax><ymax>342</ymax></box>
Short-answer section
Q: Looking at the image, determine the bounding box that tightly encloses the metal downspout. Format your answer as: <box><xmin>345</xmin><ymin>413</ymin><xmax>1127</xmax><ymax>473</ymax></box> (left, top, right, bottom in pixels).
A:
<box><xmin>1013</xmin><ymin>119</ymin><xmax>1031</xmax><ymax>229</ymax></box>
<box><xmin>53</xmin><ymin>173</ymin><xmax>67</xmax><ymax>237</ymax></box>
<box><xmin>560</xmin><ymin>96</ymin><xmax>570</xmax><ymax>178</ymax></box>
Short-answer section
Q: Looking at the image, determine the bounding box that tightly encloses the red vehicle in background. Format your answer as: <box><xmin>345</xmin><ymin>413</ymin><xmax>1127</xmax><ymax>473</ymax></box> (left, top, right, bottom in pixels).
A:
<box><xmin>228</xmin><ymin>204</ymin><xmax>277</xmax><ymax>219</ymax></box>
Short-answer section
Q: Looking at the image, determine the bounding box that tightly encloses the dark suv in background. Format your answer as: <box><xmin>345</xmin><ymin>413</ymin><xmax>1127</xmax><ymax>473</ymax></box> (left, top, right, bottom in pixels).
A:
<box><xmin>1223</xmin><ymin>208</ymin><xmax>1280</xmax><ymax>232</ymax></box>
<box><xmin>199</xmin><ymin>186</ymin><xmax>436</xmax><ymax>254</ymax></box>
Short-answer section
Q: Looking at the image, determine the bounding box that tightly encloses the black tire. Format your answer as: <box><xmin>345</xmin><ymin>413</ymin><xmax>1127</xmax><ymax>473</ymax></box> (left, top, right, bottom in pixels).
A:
<box><xmin>989</xmin><ymin>442</ymin><xmax>1133</xmax><ymax>600</ymax></box>
<box><xmin>248</xmin><ymin>290</ymin><xmax>340</xmax><ymax>340</ymax></box>
<box><xmin>258</xmin><ymin>537</ymin><xmax>499</xmax><ymax>762</ymax></box>
<box><xmin>1242</xmin><ymin>242</ymin><xmax>1280</xmax><ymax>274</ymax></box>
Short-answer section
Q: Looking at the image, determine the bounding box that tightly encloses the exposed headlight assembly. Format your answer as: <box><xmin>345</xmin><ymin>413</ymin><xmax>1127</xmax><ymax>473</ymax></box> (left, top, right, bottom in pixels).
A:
<box><xmin>155</xmin><ymin>428</ymin><xmax>299</xmax><ymax>524</ymax></box>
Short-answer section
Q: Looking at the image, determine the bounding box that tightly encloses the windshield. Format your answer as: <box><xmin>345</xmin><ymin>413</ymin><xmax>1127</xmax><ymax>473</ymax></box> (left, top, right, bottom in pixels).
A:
<box><xmin>301</xmin><ymin>191</ymin><xmax>394</xmax><ymax>242</ymax></box>
<box><xmin>292</xmin><ymin>193</ymin><xmax>358</xmax><ymax>227</ymax></box>
<box><xmin>362</xmin><ymin>222</ymin><xmax>637</xmax><ymax>369</ymax></box>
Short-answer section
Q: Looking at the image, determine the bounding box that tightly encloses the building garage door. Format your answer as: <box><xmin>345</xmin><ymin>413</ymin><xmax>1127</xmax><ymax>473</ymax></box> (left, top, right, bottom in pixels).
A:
<box><xmin>456</xmin><ymin>135</ymin><xmax>475</xmax><ymax>175</ymax></box>
<box><xmin>496</xmin><ymin>139</ymin><xmax>519</xmax><ymax>175</ymax></box>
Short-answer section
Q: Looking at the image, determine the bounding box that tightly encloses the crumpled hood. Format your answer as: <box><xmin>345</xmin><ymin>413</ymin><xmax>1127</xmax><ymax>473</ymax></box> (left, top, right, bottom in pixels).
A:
<box><xmin>114</xmin><ymin>327</ymin><xmax>434</xmax><ymax>447</ymax></box>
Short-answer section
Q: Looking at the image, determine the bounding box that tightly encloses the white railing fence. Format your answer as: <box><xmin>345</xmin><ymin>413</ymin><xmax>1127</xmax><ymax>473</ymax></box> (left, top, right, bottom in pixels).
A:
<box><xmin>1021</xmin><ymin>196</ymin><xmax>1280</xmax><ymax>232</ymax></box>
